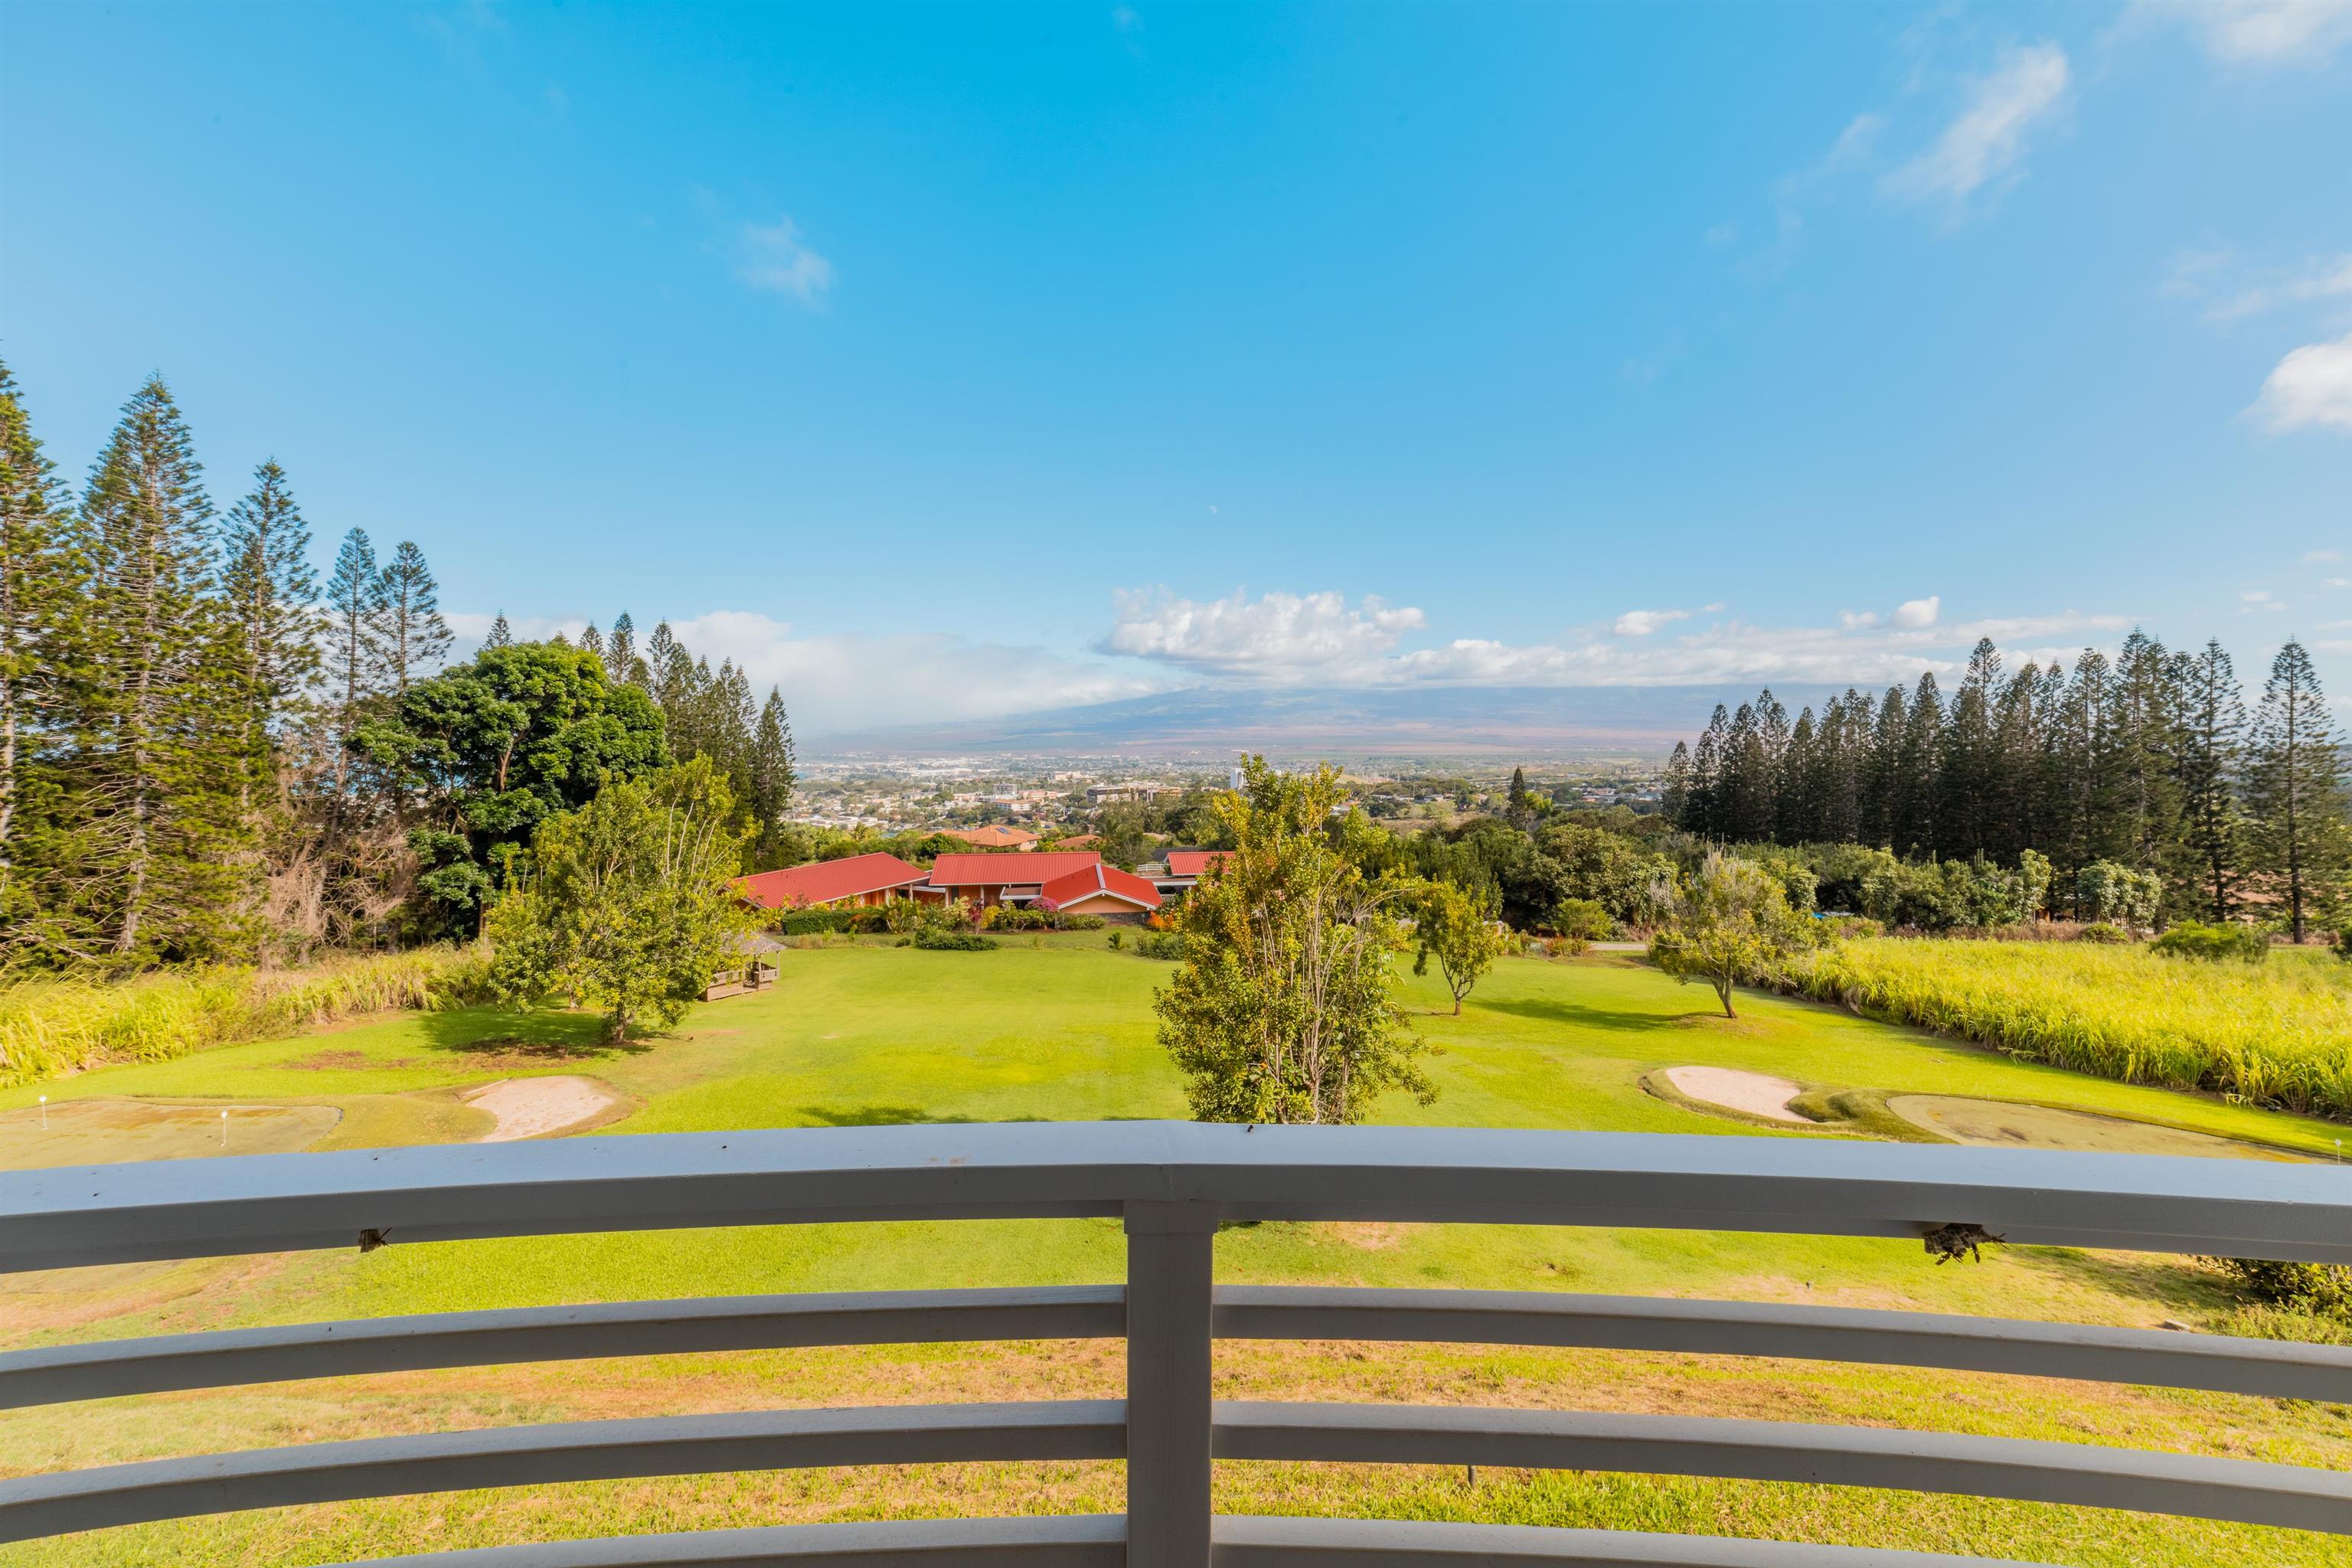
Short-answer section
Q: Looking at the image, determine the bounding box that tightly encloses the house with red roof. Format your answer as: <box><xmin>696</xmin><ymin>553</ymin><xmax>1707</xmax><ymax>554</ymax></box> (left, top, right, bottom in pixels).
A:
<box><xmin>1037</xmin><ymin>861</ymin><xmax>1165</xmax><ymax>918</ymax></box>
<box><xmin>734</xmin><ymin>852</ymin><xmax>928</xmax><ymax>910</ymax></box>
<box><xmin>1150</xmin><ymin>849</ymin><xmax>1233</xmax><ymax>899</ymax></box>
<box><xmin>917</xmin><ymin>850</ymin><xmax>1161</xmax><ymax>919</ymax></box>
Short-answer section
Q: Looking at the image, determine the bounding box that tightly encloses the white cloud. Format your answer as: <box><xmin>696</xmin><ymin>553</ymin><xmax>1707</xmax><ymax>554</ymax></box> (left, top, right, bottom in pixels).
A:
<box><xmin>2243</xmin><ymin>589</ymin><xmax>2275</xmax><ymax>602</ymax></box>
<box><xmin>733</xmin><ymin>217</ymin><xmax>834</xmax><ymax>307</ymax></box>
<box><xmin>2325</xmin><ymin>577</ymin><xmax>2351</xmax><ymax>588</ymax></box>
<box><xmin>1613</xmin><ymin>607</ymin><xmax>1697</xmax><ymax>637</ymax></box>
<box><xmin>2249</xmin><ymin>330</ymin><xmax>2352</xmax><ymax>433</ymax></box>
<box><xmin>2136</xmin><ymin>0</ymin><xmax>2352</xmax><ymax>64</ymax></box>
<box><xmin>1102</xmin><ymin>590</ymin><xmax>1426</xmax><ymax>676</ymax></box>
<box><xmin>2205</xmin><ymin>255</ymin><xmax>2352</xmax><ymax>323</ymax></box>
<box><xmin>1883</xmin><ymin>44</ymin><xmax>2070</xmax><ymax>208</ymax></box>
<box><xmin>1892</xmin><ymin>595</ymin><xmax>1942</xmax><ymax>629</ymax></box>
<box><xmin>2303</xmin><ymin>549</ymin><xmax>2346</xmax><ymax>564</ymax></box>
<box><xmin>1103</xmin><ymin>590</ymin><xmax>2125</xmax><ymax>691</ymax></box>
<box><xmin>450</xmin><ymin>609</ymin><xmax>1169</xmax><ymax>737</ymax></box>
<box><xmin>1839</xmin><ymin>609</ymin><xmax>1880</xmax><ymax>630</ymax></box>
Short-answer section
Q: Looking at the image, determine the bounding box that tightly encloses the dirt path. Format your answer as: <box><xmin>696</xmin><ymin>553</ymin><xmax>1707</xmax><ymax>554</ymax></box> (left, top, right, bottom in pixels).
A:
<box><xmin>462</xmin><ymin>1076</ymin><xmax>625</xmax><ymax>1142</ymax></box>
<box><xmin>1662</xmin><ymin>1066</ymin><xmax>1809</xmax><ymax>1124</ymax></box>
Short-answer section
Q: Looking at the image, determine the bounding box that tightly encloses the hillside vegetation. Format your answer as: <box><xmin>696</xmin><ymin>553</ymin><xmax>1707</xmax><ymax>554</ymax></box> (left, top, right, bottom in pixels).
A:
<box><xmin>1775</xmin><ymin>939</ymin><xmax>2352</xmax><ymax>1120</ymax></box>
<box><xmin>0</xmin><ymin>948</ymin><xmax>481</xmax><ymax>1088</ymax></box>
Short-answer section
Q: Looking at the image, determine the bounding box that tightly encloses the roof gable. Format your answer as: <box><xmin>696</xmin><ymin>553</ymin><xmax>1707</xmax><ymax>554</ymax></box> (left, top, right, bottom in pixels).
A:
<box><xmin>1039</xmin><ymin>861</ymin><xmax>1163</xmax><ymax>910</ymax></box>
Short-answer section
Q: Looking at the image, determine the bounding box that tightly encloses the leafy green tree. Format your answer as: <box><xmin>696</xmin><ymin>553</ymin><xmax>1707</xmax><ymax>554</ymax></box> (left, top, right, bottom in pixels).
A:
<box><xmin>487</xmin><ymin>756</ymin><xmax>756</xmax><ymax>1041</ymax></box>
<box><xmin>1647</xmin><ymin>851</ymin><xmax>1817</xmax><ymax>1018</ymax></box>
<box><xmin>2076</xmin><ymin>860</ymin><xmax>2161</xmax><ymax>932</ymax></box>
<box><xmin>364</xmin><ymin>640</ymin><xmax>667</xmax><ymax>935</ymax></box>
<box><xmin>1413</xmin><ymin>877</ymin><xmax>1505</xmax><ymax>1014</ymax></box>
<box><xmin>2246</xmin><ymin>641</ymin><xmax>2350</xmax><ymax>943</ymax></box>
<box><xmin>1156</xmin><ymin>755</ymin><xmax>1431</xmax><ymax>1124</ymax></box>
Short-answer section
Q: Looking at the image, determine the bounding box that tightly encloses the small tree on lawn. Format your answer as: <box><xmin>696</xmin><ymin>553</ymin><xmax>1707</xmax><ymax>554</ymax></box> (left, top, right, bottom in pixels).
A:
<box><xmin>1156</xmin><ymin>754</ymin><xmax>1432</xmax><ymax>1124</ymax></box>
<box><xmin>1648</xmin><ymin>851</ymin><xmax>1817</xmax><ymax>1019</ymax></box>
<box><xmin>1413</xmin><ymin>877</ymin><xmax>1505</xmax><ymax>1015</ymax></box>
<box><xmin>487</xmin><ymin>755</ymin><xmax>756</xmax><ymax>1042</ymax></box>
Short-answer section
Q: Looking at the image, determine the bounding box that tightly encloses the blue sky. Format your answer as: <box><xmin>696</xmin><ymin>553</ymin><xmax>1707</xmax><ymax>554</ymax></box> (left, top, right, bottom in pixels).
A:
<box><xmin>4</xmin><ymin>1</ymin><xmax>2348</xmax><ymax>737</ymax></box>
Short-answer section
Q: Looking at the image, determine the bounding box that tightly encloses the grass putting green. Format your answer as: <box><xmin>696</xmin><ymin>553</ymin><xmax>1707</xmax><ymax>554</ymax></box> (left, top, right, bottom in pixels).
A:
<box><xmin>0</xmin><ymin>1097</ymin><xmax>342</xmax><ymax>1170</ymax></box>
<box><xmin>4</xmin><ymin>942</ymin><xmax>2348</xmax><ymax>1568</ymax></box>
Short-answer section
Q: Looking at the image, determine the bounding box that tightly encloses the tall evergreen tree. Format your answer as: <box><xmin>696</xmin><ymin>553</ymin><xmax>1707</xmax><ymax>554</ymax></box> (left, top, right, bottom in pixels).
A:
<box><xmin>220</xmin><ymin>461</ymin><xmax>318</xmax><ymax>806</ymax></box>
<box><xmin>1938</xmin><ymin>639</ymin><xmax>2001</xmax><ymax>858</ymax></box>
<box><xmin>1688</xmin><ymin>704</ymin><xmax>1729</xmax><ymax>838</ymax></box>
<box><xmin>1661</xmin><ymin>740</ymin><xmax>1692</xmax><ymax>826</ymax></box>
<box><xmin>2111</xmin><ymin>630</ymin><xmax>2184</xmax><ymax>887</ymax></box>
<box><xmin>376</xmin><ymin>539</ymin><xmax>452</xmax><ymax>691</ymax></box>
<box><xmin>1890</xmin><ymin>672</ymin><xmax>1942</xmax><ymax>857</ymax></box>
<box><xmin>580</xmin><ymin>622</ymin><xmax>605</xmax><ymax>662</ymax></box>
<box><xmin>482</xmin><ymin>612</ymin><xmax>512</xmax><ymax>648</ymax></box>
<box><xmin>322</xmin><ymin>528</ymin><xmax>388</xmax><ymax>785</ymax></box>
<box><xmin>68</xmin><ymin>376</ymin><xmax>251</xmax><ymax>959</ymax></box>
<box><xmin>2245</xmin><ymin>641</ymin><xmax>2350</xmax><ymax>943</ymax></box>
<box><xmin>746</xmin><ymin>687</ymin><xmax>798</xmax><ymax>868</ymax></box>
<box><xmin>0</xmin><ymin>358</ymin><xmax>75</xmax><ymax>949</ymax></box>
<box><xmin>2177</xmin><ymin>639</ymin><xmax>2247</xmax><ymax>921</ymax></box>
<box><xmin>607</xmin><ymin>612</ymin><xmax>644</xmax><ymax>686</ymax></box>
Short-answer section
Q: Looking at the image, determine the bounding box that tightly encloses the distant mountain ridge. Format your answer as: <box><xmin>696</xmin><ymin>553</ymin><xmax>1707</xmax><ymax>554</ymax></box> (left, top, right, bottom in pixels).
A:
<box><xmin>810</xmin><ymin>683</ymin><xmax>1850</xmax><ymax>760</ymax></box>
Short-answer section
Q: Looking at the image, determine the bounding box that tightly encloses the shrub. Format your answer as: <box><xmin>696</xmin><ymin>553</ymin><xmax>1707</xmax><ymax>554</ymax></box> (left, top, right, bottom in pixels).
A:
<box><xmin>1133</xmin><ymin>931</ymin><xmax>1190</xmax><ymax>961</ymax></box>
<box><xmin>2076</xmin><ymin>923</ymin><xmax>2132</xmax><ymax>944</ymax></box>
<box><xmin>1107</xmin><ymin>931</ymin><xmax>1124</xmax><ymax>950</ymax></box>
<box><xmin>2150</xmin><ymin>921</ymin><xmax>2269</xmax><ymax>965</ymax></box>
<box><xmin>774</xmin><ymin>908</ymin><xmax>860</xmax><ymax>936</ymax></box>
<box><xmin>1819</xmin><ymin>914</ymin><xmax>1883</xmax><ymax>941</ymax></box>
<box><xmin>2335</xmin><ymin>928</ymin><xmax>2352</xmax><ymax>964</ymax></box>
<box><xmin>1547</xmin><ymin>897</ymin><xmax>1614</xmax><ymax>942</ymax></box>
<box><xmin>2209</xmin><ymin>1257</ymin><xmax>2352</xmax><ymax>1322</ymax></box>
<box><xmin>1544</xmin><ymin>935</ymin><xmax>1590</xmax><ymax>958</ymax></box>
<box><xmin>912</xmin><ymin>927</ymin><xmax>997</xmax><ymax>951</ymax></box>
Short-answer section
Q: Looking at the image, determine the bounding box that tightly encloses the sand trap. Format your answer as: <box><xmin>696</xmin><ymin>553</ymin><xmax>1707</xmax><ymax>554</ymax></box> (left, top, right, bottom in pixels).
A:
<box><xmin>1664</xmin><ymin>1066</ymin><xmax>1810</xmax><ymax>1124</ymax></box>
<box><xmin>1887</xmin><ymin>1095</ymin><xmax>2303</xmax><ymax>1161</ymax></box>
<box><xmin>464</xmin><ymin>1076</ymin><xmax>622</xmax><ymax>1142</ymax></box>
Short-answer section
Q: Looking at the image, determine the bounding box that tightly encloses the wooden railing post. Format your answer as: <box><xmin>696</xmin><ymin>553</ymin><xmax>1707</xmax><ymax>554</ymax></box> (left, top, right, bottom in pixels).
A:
<box><xmin>1124</xmin><ymin>1200</ymin><xmax>1216</xmax><ymax>1568</ymax></box>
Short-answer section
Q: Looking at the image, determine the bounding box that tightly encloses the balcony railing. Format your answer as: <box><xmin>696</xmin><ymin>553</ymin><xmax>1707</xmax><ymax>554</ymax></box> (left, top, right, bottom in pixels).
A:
<box><xmin>5</xmin><ymin>1121</ymin><xmax>2351</xmax><ymax>1564</ymax></box>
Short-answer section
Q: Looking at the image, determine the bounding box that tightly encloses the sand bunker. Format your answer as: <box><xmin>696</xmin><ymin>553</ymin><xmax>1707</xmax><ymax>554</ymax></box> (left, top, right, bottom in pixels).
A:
<box><xmin>1886</xmin><ymin>1095</ymin><xmax>2303</xmax><ymax>1161</ymax></box>
<box><xmin>1663</xmin><ymin>1066</ymin><xmax>1810</xmax><ymax>1124</ymax></box>
<box><xmin>464</xmin><ymin>1076</ymin><xmax>623</xmax><ymax>1142</ymax></box>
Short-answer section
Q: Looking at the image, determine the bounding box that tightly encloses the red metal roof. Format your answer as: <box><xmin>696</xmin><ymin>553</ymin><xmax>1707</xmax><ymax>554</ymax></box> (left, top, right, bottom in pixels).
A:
<box><xmin>1165</xmin><ymin>851</ymin><xmax>1232</xmax><ymax>877</ymax></box>
<box><xmin>947</xmin><ymin>825</ymin><xmax>1038</xmax><ymax>848</ymax></box>
<box><xmin>925</xmin><ymin>851</ymin><xmax>1104</xmax><ymax>888</ymax></box>
<box><xmin>1039</xmin><ymin>862</ymin><xmax>1163</xmax><ymax>910</ymax></box>
<box><xmin>734</xmin><ymin>853</ymin><xmax>927</xmax><ymax>910</ymax></box>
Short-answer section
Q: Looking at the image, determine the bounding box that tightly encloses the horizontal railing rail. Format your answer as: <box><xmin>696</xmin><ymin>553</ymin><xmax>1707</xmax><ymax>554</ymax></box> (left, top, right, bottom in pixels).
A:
<box><xmin>15</xmin><ymin>1284</ymin><xmax>2351</xmax><ymax>1410</ymax></box>
<box><xmin>8</xmin><ymin>1121</ymin><xmax>2349</xmax><ymax>1271</ymax></box>
<box><xmin>5</xmin><ymin>1122</ymin><xmax>2349</xmax><ymax>1565</ymax></box>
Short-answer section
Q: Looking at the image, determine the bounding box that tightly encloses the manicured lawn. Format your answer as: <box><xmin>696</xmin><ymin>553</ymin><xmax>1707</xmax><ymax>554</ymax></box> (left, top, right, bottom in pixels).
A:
<box><xmin>4</xmin><ymin>944</ymin><xmax>2347</xmax><ymax>1567</ymax></box>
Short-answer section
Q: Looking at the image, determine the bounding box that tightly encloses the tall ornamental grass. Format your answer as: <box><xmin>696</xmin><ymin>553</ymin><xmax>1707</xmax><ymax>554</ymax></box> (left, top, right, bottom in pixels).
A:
<box><xmin>0</xmin><ymin>947</ymin><xmax>488</xmax><ymax>1088</ymax></box>
<box><xmin>1779</xmin><ymin>938</ymin><xmax>2352</xmax><ymax>1120</ymax></box>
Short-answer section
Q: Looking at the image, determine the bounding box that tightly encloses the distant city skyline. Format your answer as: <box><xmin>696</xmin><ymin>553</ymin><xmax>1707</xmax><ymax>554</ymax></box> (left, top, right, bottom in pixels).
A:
<box><xmin>5</xmin><ymin>1</ymin><xmax>2347</xmax><ymax>734</ymax></box>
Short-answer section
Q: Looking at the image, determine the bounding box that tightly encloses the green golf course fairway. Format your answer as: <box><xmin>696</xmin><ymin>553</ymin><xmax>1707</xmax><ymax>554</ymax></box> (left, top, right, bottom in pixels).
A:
<box><xmin>3</xmin><ymin>942</ymin><xmax>2347</xmax><ymax>1567</ymax></box>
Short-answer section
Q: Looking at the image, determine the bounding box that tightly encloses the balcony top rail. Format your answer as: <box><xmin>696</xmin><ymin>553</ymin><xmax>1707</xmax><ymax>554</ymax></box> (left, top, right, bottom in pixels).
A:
<box><xmin>6</xmin><ymin>1120</ymin><xmax>2349</xmax><ymax>1272</ymax></box>
<box><xmin>5</xmin><ymin>1122</ymin><xmax>2350</xmax><ymax>1566</ymax></box>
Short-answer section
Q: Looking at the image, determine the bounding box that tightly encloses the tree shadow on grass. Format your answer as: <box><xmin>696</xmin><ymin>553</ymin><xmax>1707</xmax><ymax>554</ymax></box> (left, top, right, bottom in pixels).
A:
<box><xmin>2021</xmin><ymin>1244</ymin><xmax>2233</xmax><ymax>1315</ymax></box>
<box><xmin>413</xmin><ymin>1008</ymin><xmax>647</xmax><ymax>1060</ymax></box>
<box><xmin>797</xmin><ymin>1104</ymin><xmax>980</xmax><ymax>1127</ymax></box>
<box><xmin>1478</xmin><ymin>997</ymin><xmax>1687</xmax><ymax>1034</ymax></box>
